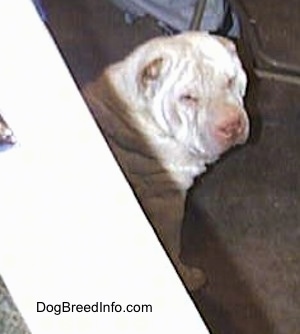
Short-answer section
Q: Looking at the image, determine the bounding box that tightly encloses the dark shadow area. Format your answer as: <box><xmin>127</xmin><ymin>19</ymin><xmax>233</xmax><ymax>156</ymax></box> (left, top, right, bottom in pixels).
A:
<box><xmin>41</xmin><ymin>0</ymin><xmax>161</xmax><ymax>85</ymax></box>
<box><xmin>182</xmin><ymin>196</ymin><xmax>276</xmax><ymax>334</ymax></box>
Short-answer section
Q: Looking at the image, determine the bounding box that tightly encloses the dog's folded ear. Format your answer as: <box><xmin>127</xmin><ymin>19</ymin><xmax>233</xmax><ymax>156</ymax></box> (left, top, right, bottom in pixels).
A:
<box><xmin>214</xmin><ymin>35</ymin><xmax>237</xmax><ymax>54</ymax></box>
<box><xmin>138</xmin><ymin>57</ymin><xmax>166</xmax><ymax>98</ymax></box>
<box><xmin>141</xmin><ymin>57</ymin><xmax>164</xmax><ymax>85</ymax></box>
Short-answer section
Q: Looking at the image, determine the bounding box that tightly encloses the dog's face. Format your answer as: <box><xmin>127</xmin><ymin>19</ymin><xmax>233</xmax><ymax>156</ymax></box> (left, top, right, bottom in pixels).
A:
<box><xmin>121</xmin><ymin>32</ymin><xmax>249</xmax><ymax>162</ymax></box>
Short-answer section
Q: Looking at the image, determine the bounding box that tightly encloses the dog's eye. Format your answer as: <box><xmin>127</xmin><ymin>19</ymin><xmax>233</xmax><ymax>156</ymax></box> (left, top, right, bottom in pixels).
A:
<box><xmin>227</xmin><ymin>76</ymin><xmax>236</xmax><ymax>88</ymax></box>
<box><xmin>180</xmin><ymin>94</ymin><xmax>199</xmax><ymax>106</ymax></box>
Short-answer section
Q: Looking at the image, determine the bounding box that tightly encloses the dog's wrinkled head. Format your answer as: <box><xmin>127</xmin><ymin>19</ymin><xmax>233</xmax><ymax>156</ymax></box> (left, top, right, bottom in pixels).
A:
<box><xmin>114</xmin><ymin>32</ymin><xmax>249</xmax><ymax>162</ymax></box>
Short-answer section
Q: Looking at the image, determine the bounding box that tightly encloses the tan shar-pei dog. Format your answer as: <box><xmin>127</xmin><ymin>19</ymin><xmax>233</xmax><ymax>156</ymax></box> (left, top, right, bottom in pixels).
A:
<box><xmin>84</xmin><ymin>32</ymin><xmax>249</xmax><ymax>290</ymax></box>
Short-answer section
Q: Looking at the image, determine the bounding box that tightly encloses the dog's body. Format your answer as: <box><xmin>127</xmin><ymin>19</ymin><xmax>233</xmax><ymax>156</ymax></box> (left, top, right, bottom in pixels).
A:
<box><xmin>84</xmin><ymin>32</ymin><xmax>249</xmax><ymax>290</ymax></box>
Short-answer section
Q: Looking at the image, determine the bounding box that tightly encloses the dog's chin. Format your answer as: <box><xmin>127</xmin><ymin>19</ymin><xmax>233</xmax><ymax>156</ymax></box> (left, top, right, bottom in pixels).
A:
<box><xmin>205</xmin><ymin>117</ymin><xmax>250</xmax><ymax>158</ymax></box>
<box><xmin>199</xmin><ymin>130</ymin><xmax>249</xmax><ymax>163</ymax></box>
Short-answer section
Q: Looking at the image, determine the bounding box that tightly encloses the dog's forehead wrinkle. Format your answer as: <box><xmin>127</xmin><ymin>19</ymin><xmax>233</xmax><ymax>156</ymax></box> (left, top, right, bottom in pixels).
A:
<box><xmin>196</xmin><ymin>41</ymin><xmax>237</xmax><ymax>80</ymax></box>
<box><xmin>174</xmin><ymin>60</ymin><xmax>206</xmax><ymax>95</ymax></box>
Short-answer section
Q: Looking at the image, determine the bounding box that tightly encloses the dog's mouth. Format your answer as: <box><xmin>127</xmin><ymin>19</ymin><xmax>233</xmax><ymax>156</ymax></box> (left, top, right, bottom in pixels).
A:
<box><xmin>215</xmin><ymin>118</ymin><xmax>249</xmax><ymax>153</ymax></box>
<box><xmin>197</xmin><ymin>113</ymin><xmax>249</xmax><ymax>160</ymax></box>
